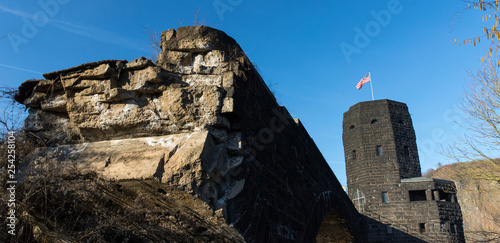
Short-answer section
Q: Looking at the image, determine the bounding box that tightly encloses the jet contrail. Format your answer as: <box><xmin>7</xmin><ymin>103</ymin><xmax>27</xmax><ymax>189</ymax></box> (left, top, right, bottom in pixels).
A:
<box><xmin>0</xmin><ymin>3</ymin><xmax>147</xmax><ymax>52</ymax></box>
<box><xmin>0</xmin><ymin>4</ymin><xmax>33</xmax><ymax>18</ymax></box>
<box><xmin>0</xmin><ymin>63</ymin><xmax>43</xmax><ymax>75</ymax></box>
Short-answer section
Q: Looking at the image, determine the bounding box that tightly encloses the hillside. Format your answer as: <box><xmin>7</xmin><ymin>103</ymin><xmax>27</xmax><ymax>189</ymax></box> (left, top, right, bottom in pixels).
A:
<box><xmin>424</xmin><ymin>160</ymin><xmax>500</xmax><ymax>242</ymax></box>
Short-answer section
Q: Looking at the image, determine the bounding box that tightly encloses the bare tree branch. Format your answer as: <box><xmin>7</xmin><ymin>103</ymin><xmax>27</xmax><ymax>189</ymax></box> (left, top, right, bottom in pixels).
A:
<box><xmin>141</xmin><ymin>26</ymin><xmax>161</xmax><ymax>63</ymax></box>
<box><xmin>444</xmin><ymin>48</ymin><xmax>500</xmax><ymax>182</ymax></box>
<box><xmin>193</xmin><ymin>7</ymin><xmax>200</xmax><ymax>26</ymax></box>
<box><xmin>0</xmin><ymin>86</ymin><xmax>25</xmax><ymax>134</ymax></box>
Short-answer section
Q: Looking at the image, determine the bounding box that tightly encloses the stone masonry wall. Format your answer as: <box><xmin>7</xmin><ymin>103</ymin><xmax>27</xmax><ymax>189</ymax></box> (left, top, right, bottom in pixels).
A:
<box><xmin>387</xmin><ymin>101</ymin><xmax>421</xmax><ymax>179</ymax></box>
<box><xmin>362</xmin><ymin>179</ymin><xmax>464</xmax><ymax>242</ymax></box>
<box><xmin>225</xmin><ymin>64</ymin><xmax>362</xmax><ymax>242</ymax></box>
<box><xmin>342</xmin><ymin>100</ymin><xmax>465</xmax><ymax>242</ymax></box>
<box><xmin>343</xmin><ymin>100</ymin><xmax>419</xmax><ymax>201</ymax></box>
<box><xmin>16</xmin><ymin>26</ymin><xmax>362</xmax><ymax>242</ymax></box>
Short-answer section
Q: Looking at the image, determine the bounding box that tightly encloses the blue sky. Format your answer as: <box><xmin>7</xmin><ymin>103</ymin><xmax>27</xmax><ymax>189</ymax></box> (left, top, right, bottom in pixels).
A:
<box><xmin>0</xmin><ymin>0</ymin><xmax>489</xmax><ymax>185</ymax></box>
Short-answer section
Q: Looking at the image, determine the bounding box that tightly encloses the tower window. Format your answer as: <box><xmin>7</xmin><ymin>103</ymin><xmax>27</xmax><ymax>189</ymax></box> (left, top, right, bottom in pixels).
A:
<box><xmin>352</xmin><ymin>150</ymin><xmax>356</xmax><ymax>160</ymax></box>
<box><xmin>409</xmin><ymin>190</ymin><xmax>427</xmax><ymax>201</ymax></box>
<box><xmin>349</xmin><ymin>124</ymin><xmax>355</xmax><ymax>130</ymax></box>
<box><xmin>440</xmin><ymin>223</ymin><xmax>446</xmax><ymax>232</ymax></box>
<box><xmin>437</xmin><ymin>190</ymin><xmax>454</xmax><ymax>202</ymax></box>
<box><xmin>450</xmin><ymin>223</ymin><xmax>456</xmax><ymax>234</ymax></box>
<box><xmin>371</xmin><ymin>119</ymin><xmax>379</xmax><ymax>124</ymax></box>
<box><xmin>398</xmin><ymin>119</ymin><xmax>404</xmax><ymax>124</ymax></box>
<box><xmin>386</xmin><ymin>224</ymin><xmax>393</xmax><ymax>234</ymax></box>
<box><xmin>419</xmin><ymin>223</ymin><xmax>426</xmax><ymax>233</ymax></box>
<box><xmin>382</xmin><ymin>192</ymin><xmax>388</xmax><ymax>203</ymax></box>
<box><xmin>376</xmin><ymin>146</ymin><xmax>383</xmax><ymax>156</ymax></box>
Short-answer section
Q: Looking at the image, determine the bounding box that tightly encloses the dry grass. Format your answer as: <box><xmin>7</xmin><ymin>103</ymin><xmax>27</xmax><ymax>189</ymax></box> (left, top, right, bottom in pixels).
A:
<box><xmin>0</xmin><ymin>138</ymin><xmax>244</xmax><ymax>242</ymax></box>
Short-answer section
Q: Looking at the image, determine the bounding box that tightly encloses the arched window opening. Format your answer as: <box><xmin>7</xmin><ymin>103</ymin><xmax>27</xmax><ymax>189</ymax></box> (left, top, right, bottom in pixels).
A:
<box><xmin>352</xmin><ymin>189</ymin><xmax>366</xmax><ymax>213</ymax></box>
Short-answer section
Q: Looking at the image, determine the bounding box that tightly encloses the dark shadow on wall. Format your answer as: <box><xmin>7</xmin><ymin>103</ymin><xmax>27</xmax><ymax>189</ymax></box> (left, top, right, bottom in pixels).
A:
<box><xmin>358</xmin><ymin>216</ymin><xmax>426</xmax><ymax>243</ymax></box>
<box><xmin>313</xmin><ymin>211</ymin><xmax>461</xmax><ymax>243</ymax></box>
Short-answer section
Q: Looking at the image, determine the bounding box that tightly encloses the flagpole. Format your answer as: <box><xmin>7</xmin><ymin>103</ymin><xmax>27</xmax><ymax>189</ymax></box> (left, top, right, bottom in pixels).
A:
<box><xmin>369</xmin><ymin>71</ymin><xmax>374</xmax><ymax>101</ymax></box>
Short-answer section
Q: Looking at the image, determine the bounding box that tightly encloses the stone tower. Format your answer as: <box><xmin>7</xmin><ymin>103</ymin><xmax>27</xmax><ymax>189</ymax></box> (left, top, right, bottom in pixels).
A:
<box><xmin>343</xmin><ymin>99</ymin><xmax>421</xmax><ymax>198</ymax></box>
<box><xmin>343</xmin><ymin>99</ymin><xmax>465</xmax><ymax>242</ymax></box>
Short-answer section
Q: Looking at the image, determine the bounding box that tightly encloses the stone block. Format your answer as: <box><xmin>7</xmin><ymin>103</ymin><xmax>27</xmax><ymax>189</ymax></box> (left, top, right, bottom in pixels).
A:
<box><xmin>101</xmin><ymin>88</ymin><xmax>134</xmax><ymax>102</ymax></box>
<box><xmin>161</xmin><ymin>26</ymin><xmax>239</xmax><ymax>53</ymax></box>
<box><xmin>221</xmin><ymin>97</ymin><xmax>234</xmax><ymax>113</ymax></box>
<box><xmin>182</xmin><ymin>74</ymin><xmax>222</xmax><ymax>87</ymax></box>
<box><xmin>223</xmin><ymin>72</ymin><xmax>235</xmax><ymax>87</ymax></box>
<box><xmin>35</xmin><ymin>79</ymin><xmax>63</xmax><ymax>92</ymax></box>
<box><xmin>162</xmin><ymin>28</ymin><xmax>176</xmax><ymax>42</ymax></box>
<box><xmin>41</xmin><ymin>95</ymin><xmax>67</xmax><ymax>112</ymax></box>
<box><xmin>124</xmin><ymin>57</ymin><xmax>154</xmax><ymax>70</ymax></box>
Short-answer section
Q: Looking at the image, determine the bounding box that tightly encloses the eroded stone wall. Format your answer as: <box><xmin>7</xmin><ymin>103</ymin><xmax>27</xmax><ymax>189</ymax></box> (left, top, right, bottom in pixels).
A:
<box><xmin>17</xmin><ymin>26</ymin><xmax>362</xmax><ymax>242</ymax></box>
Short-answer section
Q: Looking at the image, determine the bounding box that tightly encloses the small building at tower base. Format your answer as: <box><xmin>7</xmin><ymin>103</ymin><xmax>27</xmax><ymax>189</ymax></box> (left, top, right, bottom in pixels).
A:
<box><xmin>343</xmin><ymin>99</ymin><xmax>465</xmax><ymax>242</ymax></box>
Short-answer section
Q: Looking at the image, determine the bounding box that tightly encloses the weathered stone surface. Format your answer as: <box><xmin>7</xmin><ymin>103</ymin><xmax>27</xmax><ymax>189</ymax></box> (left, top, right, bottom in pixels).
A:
<box><xmin>16</xmin><ymin>26</ymin><xmax>362</xmax><ymax>242</ymax></box>
<box><xmin>343</xmin><ymin>100</ymin><xmax>465</xmax><ymax>242</ymax></box>
<box><xmin>160</xmin><ymin>26</ymin><xmax>240</xmax><ymax>53</ymax></box>
<box><xmin>14</xmin><ymin>79</ymin><xmax>40</xmax><ymax>104</ymax></box>
<box><xmin>124</xmin><ymin>56</ymin><xmax>154</xmax><ymax>70</ymax></box>
<box><xmin>40</xmin><ymin>95</ymin><xmax>67</xmax><ymax>112</ymax></box>
<box><xmin>25</xmin><ymin>109</ymin><xmax>76</xmax><ymax>146</ymax></box>
<box><xmin>35</xmin><ymin>78</ymin><xmax>63</xmax><ymax>92</ymax></box>
<box><xmin>20</xmin><ymin>132</ymin><xmax>211</xmax><ymax>188</ymax></box>
<box><xmin>425</xmin><ymin>160</ymin><xmax>500</xmax><ymax>242</ymax></box>
<box><xmin>42</xmin><ymin>59</ymin><xmax>125</xmax><ymax>79</ymax></box>
<box><xmin>19</xmin><ymin>61</ymin><xmax>225</xmax><ymax>145</ymax></box>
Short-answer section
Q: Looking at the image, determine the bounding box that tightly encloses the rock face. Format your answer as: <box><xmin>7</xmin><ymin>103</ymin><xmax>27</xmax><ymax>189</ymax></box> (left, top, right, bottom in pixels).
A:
<box><xmin>425</xmin><ymin>160</ymin><xmax>500</xmax><ymax>242</ymax></box>
<box><xmin>17</xmin><ymin>26</ymin><xmax>361</xmax><ymax>242</ymax></box>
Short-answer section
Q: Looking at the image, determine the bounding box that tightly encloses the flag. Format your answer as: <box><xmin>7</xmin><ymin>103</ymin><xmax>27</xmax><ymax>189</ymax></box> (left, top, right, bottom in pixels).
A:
<box><xmin>356</xmin><ymin>72</ymin><xmax>371</xmax><ymax>90</ymax></box>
